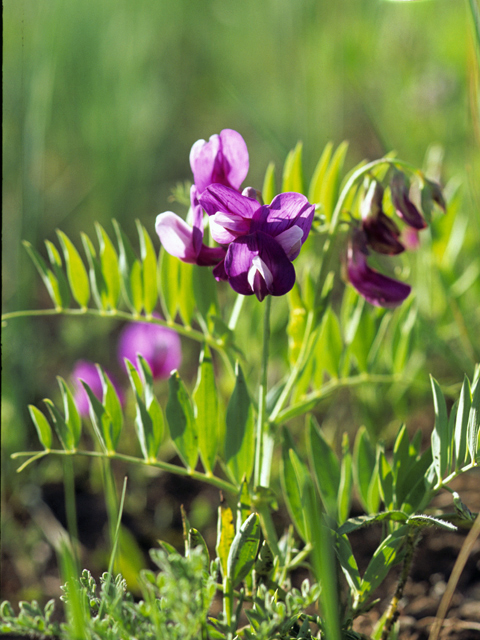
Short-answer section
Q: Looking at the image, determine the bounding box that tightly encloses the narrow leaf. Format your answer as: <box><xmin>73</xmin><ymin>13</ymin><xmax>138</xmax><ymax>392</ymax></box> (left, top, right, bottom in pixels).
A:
<box><xmin>81</xmin><ymin>232</ymin><xmax>107</xmax><ymax>309</ymax></box>
<box><xmin>178</xmin><ymin>261</ymin><xmax>196</xmax><ymax>327</ymax></box>
<box><xmin>281</xmin><ymin>142</ymin><xmax>304</xmax><ymax>194</ymax></box>
<box><xmin>308</xmin><ymin>142</ymin><xmax>333</xmax><ymax>205</ymax></box>
<box><xmin>159</xmin><ymin>248</ymin><xmax>180</xmax><ymax>321</ymax></box>
<box><xmin>322</xmin><ymin>141</ymin><xmax>349</xmax><ymax>221</ymax></box>
<box><xmin>136</xmin><ymin>221</ymin><xmax>158</xmax><ymax>315</ymax></box>
<box><xmin>113</xmin><ymin>219</ymin><xmax>143</xmax><ymax>313</ymax></box>
<box><xmin>337</xmin><ymin>511</ymin><xmax>408</xmax><ymax>536</ymax></box>
<box><xmin>96</xmin><ymin>223</ymin><xmax>121</xmax><ymax>310</ymax></box>
<box><xmin>337</xmin><ymin>433</ymin><xmax>353</xmax><ymax>525</ymax></box>
<box><xmin>23</xmin><ymin>241</ymin><xmax>63</xmax><ymax>309</ymax></box>
<box><xmin>314</xmin><ymin>307</ymin><xmax>343</xmax><ymax>381</ymax></box>
<box><xmin>378</xmin><ymin>450</ymin><xmax>394</xmax><ymax>510</ymax></box>
<box><xmin>193</xmin><ymin>345</ymin><xmax>218</xmax><ymax>474</ymax></box>
<box><xmin>28</xmin><ymin>405</ymin><xmax>52</xmax><ymax>450</ymax></box>
<box><xmin>262</xmin><ymin>161</ymin><xmax>276</xmax><ymax>204</ymax></box>
<box><xmin>166</xmin><ymin>371</ymin><xmax>198</xmax><ymax>471</ymax></box>
<box><xmin>430</xmin><ymin>376</ymin><xmax>449</xmax><ymax>481</ymax></box>
<box><xmin>99</xmin><ymin>368</ymin><xmax>123</xmax><ymax>451</ymax></box>
<box><xmin>57</xmin><ymin>377</ymin><xmax>82</xmax><ymax>448</ymax></box>
<box><xmin>336</xmin><ymin>534</ymin><xmax>361</xmax><ymax>593</ymax></box>
<box><xmin>56</xmin><ymin>230</ymin><xmax>90</xmax><ymax>308</ymax></box>
<box><xmin>227</xmin><ymin>513</ymin><xmax>261</xmax><ymax>588</ymax></box>
<box><xmin>406</xmin><ymin>515</ymin><xmax>457</xmax><ymax>531</ymax></box>
<box><xmin>467</xmin><ymin>376</ymin><xmax>480</xmax><ymax>463</ymax></box>
<box><xmin>360</xmin><ymin>526</ymin><xmax>408</xmax><ymax>602</ymax></box>
<box><xmin>45</xmin><ymin>240</ymin><xmax>71</xmax><ymax>307</ymax></box>
<box><xmin>353</xmin><ymin>426</ymin><xmax>376</xmax><ymax>513</ymax></box>
<box><xmin>216</xmin><ymin>497</ymin><xmax>235</xmax><ymax>579</ymax></box>
<box><xmin>44</xmin><ymin>399</ymin><xmax>75</xmax><ymax>451</ymax></box>
<box><xmin>307</xmin><ymin>416</ymin><xmax>340</xmax><ymax>518</ymax></box>
<box><xmin>224</xmin><ymin>363</ymin><xmax>255</xmax><ymax>484</ymax></box>
<box><xmin>281</xmin><ymin>428</ymin><xmax>307</xmax><ymax>541</ymax></box>
<box><xmin>454</xmin><ymin>377</ymin><xmax>471</xmax><ymax>468</ymax></box>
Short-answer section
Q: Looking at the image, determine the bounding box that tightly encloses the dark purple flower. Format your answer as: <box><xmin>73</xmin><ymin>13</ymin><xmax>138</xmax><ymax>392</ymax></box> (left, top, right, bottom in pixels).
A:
<box><xmin>199</xmin><ymin>185</ymin><xmax>315</xmax><ymax>301</ymax></box>
<box><xmin>361</xmin><ymin>181</ymin><xmax>405</xmax><ymax>255</ymax></box>
<box><xmin>390</xmin><ymin>172</ymin><xmax>427</xmax><ymax>230</ymax></box>
<box><xmin>118</xmin><ymin>320</ymin><xmax>181</xmax><ymax>380</ymax></box>
<box><xmin>72</xmin><ymin>360</ymin><xmax>123</xmax><ymax>417</ymax></box>
<box><xmin>347</xmin><ymin>229</ymin><xmax>411</xmax><ymax>308</ymax></box>
<box><xmin>189</xmin><ymin>129</ymin><xmax>249</xmax><ymax>195</ymax></box>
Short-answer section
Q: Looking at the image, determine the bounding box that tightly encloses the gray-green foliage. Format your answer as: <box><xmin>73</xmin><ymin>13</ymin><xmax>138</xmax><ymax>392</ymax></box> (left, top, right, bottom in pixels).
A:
<box><xmin>1</xmin><ymin>548</ymin><xmax>217</xmax><ymax>640</ymax></box>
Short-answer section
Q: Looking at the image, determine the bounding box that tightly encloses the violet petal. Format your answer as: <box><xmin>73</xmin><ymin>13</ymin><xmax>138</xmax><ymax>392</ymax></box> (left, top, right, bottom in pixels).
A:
<box><xmin>225</xmin><ymin>231</ymin><xmax>296</xmax><ymax>300</ymax></box>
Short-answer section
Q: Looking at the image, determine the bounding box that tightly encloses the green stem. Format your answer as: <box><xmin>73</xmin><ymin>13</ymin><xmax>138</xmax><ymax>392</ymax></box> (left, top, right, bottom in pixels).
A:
<box><xmin>254</xmin><ymin>296</ymin><xmax>272</xmax><ymax>488</ymax></box>
<box><xmin>271</xmin><ymin>373</ymin><xmax>407</xmax><ymax>425</ymax></box>
<box><xmin>12</xmin><ymin>448</ymin><xmax>238</xmax><ymax>494</ymax></box>
<box><xmin>1</xmin><ymin>307</ymin><xmax>231</xmax><ymax>357</ymax></box>
<box><xmin>269</xmin><ymin>310</ymin><xmax>315</xmax><ymax>424</ymax></box>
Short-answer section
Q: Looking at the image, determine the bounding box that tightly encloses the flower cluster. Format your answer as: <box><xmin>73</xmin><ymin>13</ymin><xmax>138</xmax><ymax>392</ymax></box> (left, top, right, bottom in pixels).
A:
<box><xmin>347</xmin><ymin>171</ymin><xmax>445</xmax><ymax>308</ymax></box>
<box><xmin>72</xmin><ymin>320</ymin><xmax>181</xmax><ymax>416</ymax></box>
<box><xmin>155</xmin><ymin>129</ymin><xmax>315</xmax><ymax>301</ymax></box>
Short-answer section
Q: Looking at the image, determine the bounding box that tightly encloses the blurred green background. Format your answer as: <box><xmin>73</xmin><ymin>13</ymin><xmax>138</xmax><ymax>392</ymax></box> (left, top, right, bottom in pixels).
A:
<box><xmin>2</xmin><ymin>0</ymin><xmax>479</xmax><ymax>604</ymax></box>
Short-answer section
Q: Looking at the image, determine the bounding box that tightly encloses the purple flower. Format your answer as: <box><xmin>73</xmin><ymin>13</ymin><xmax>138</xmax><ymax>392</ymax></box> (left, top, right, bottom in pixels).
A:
<box><xmin>361</xmin><ymin>181</ymin><xmax>405</xmax><ymax>255</ymax></box>
<box><xmin>156</xmin><ymin>129</ymin><xmax>249</xmax><ymax>266</ymax></box>
<box><xmin>390</xmin><ymin>172</ymin><xmax>427</xmax><ymax>230</ymax></box>
<box><xmin>347</xmin><ymin>229</ymin><xmax>411</xmax><ymax>308</ymax></box>
<box><xmin>155</xmin><ymin>186</ymin><xmax>226</xmax><ymax>266</ymax></box>
<box><xmin>72</xmin><ymin>360</ymin><xmax>123</xmax><ymax>417</ymax></box>
<box><xmin>189</xmin><ymin>129</ymin><xmax>249</xmax><ymax>195</ymax></box>
<box><xmin>199</xmin><ymin>185</ymin><xmax>315</xmax><ymax>301</ymax></box>
<box><xmin>118</xmin><ymin>320</ymin><xmax>182</xmax><ymax>379</ymax></box>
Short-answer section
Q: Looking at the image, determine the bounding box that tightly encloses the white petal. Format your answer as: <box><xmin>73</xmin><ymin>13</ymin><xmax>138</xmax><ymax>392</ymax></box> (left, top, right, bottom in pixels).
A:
<box><xmin>275</xmin><ymin>226</ymin><xmax>303</xmax><ymax>260</ymax></box>
<box><xmin>247</xmin><ymin>255</ymin><xmax>273</xmax><ymax>291</ymax></box>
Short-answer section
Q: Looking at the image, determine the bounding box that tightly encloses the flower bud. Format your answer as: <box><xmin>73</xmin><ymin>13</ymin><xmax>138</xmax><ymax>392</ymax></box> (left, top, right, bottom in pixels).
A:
<box><xmin>361</xmin><ymin>180</ymin><xmax>405</xmax><ymax>255</ymax></box>
<box><xmin>390</xmin><ymin>171</ymin><xmax>427</xmax><ymax>230</ymax></box>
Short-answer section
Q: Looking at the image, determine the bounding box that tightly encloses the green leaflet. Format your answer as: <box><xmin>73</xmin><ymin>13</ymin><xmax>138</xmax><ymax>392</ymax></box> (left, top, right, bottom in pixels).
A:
<box><xmin>44</xmin><ymin>398</ymin><xmax>76</xmax><ymax>451</ymax></box>
<box><xmin>227</xmin><ymin>513</ymin><xmax>261</xmax><ymax>588</ymax></box>
<box><xmin>262</xmin><ymin>161</ymin><xmax>276</xmax><ymax>204</ymax></box>
<box><xmin>280</xmin><ymin>428</ymin><xmax>307</xmax><ymax>541</ymax></box>
<box><xmin>313</xmin><ymin>307</ymin><xmax>343</xmax><ymax>382</ymax></box>
<box><xmin>192</xmin><ymin>345</ymin><xmax>218</xmax><ymax>474</ymax></box>
<box><xmin>56</xmin><ymin>230</ymin><xmax>90</xmax><ymax>309</ymax></box>
<box><xmin>178</xmin><ymin>261</ymin><xmax>196</xmax><ymax>327</ymax></box>
<box><xmin>359</xmin><ymin>526</ymin><xmax>408</xmax><ymax>603</ymax></box>
<box><xmin>44</xmin><ymin>240</ymin><xmax>71</xmax><ymax>308</ymax></box>
<box><xmin>99</xmin><ymin>369</ymin><xmax>123</xmax><ymax>452</ymax></box>
<box><xmin>308</xmin><ymin>142</ymin><xmax>333</xmax><ymax>205</ymax></box>
<box><xmin>81</xmin><ymin>233</ymin><xmax>108</xmax><ymax>310</ymax></box>
<box><xmin>28</xmin><ymin>405</ymin><xmax>53</xmax><ymax>450</ymax></box>
<box><xmin>216</xmin><ymin>498</ymin><xmax>235</xmax><ymax>579</ymax></box>
<box><xmin>454</xmin><ymin>376</ymin><xmax>472</xmax><ymax>470</ymax></box>
<box><xmin>224</xmin><ymin>363</ymin><xmax>254</xmax><ymax>485</ymax></box>
<box><xmin>307</xmin><ymin>416</ymin><xmax>340</xmax><ymax>519</ymax></box>
<box><xmin>378</xmin><ymin>450</ymin><xmax>394</xmax><ymax>510</ymax></box>
<box><xmin>321</xmin><ymin>141</ymin><xmax>349</xmax><ymax>222</ymax></box>
<box><xmin>113</xmin><ymin>219</ymin><xmax>143</xmax><ymax>314</ymax></box>
<box><xmin>57</xmin><ymin>377</ymin><xmax>82</xmax><ymax>449</ymax></box>
<box><xmin>159</xmin><ymin>247</ymin><xmax>180</xmax><ymax>322</ymax></box>
<box><xmin>353</xmin><ymin>426</ymin><xmax>376</xmax><ymax>514</ymax></box>
<box><xmin>166</xmin><ymin>371</ymin><xmax>198</xmax><ymax>472</ymax></box>
<box><xmin>136</xmin><ymin>356</ymin><xmax>164</xmax><ymax>457</ymax></box>
<box><xmin>467</xmin><ymin>374</ymin><xmax>480</xmax><ymax>464</ymax></box>
<box><xmin>96</xmin><ymin>223</ymin><xmax>121</xmax><ymax>310</ymax></box>
<box><xmin>192</xmin><ymin>261</ymin><xmax>219</xmax><ymax>325</ymax></box>
<box><xmin>430</xmin><ymin>376</ymin><xmax>449</xmax><ymax>482</ymax></box>
<box><xmin>136</xmin><ymin>221</ymin><xmax>158</xmax><ymax>316</ymax></box>
<box><xmin>23</xmin><ymin>240</ymin><xmax>64</xmax><ymax>309</ymax></box>
<box><xmin>82</xmin><ymin>382</ymin><xmax>114</xmax><ymax>455</ymax></box>
<box><xmin>336</xmin><ymin>534</ymin><xmax>361</xmax><ymax>594</ymax></box>
<box><xmin>281</xmin><ymin>142</ymin><xmax>304</xmax><ymax>195</ymax></box>
<box><xmin>337</xmin><ymin>433</ymin><xmax>353</xmax><ymax>525</ymax></box>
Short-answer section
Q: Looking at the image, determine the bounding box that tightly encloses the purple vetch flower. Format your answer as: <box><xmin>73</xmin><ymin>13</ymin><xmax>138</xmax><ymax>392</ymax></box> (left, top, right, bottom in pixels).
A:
<box><xmin>118</xmin><ymin>319</ymin><xmax>181</xmax><ymax>380</ymax></box>
<box><xmin>390</xmin><ymin>172</ymin><xmax>427</xmax><ymax>230</ymax></box>
<box><xmin>347</xmin><ymin>229</ymin><xmax>411</xmax><ymax>308</ymax></box>
<box><xmin>155</xmin><ymin>186</ymin><xmax>226</xmax><ymax>266</ymax></box>
<box><xmin>189</xmin><ymin>129</ymin><xmax>249</xmax><ymax>195</ymax></box>
<box><xmin>156</xmin><ymin>129</ymin><xmax>249</xmax><ymax>266</ymax></box>
<box><xmin>72</xmin><ymin>360</ymin><xmax>124</xmax><ymax>417</ymax></box>
<box><xmin>361</xmin><ymin>181</ymin><xmax>405</xmax><ymax>255</ymax></box>
<box><xmin>199</xmin><ymin>185</ymin><xmax>315</xmax><ymax>301</ymax></box>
